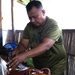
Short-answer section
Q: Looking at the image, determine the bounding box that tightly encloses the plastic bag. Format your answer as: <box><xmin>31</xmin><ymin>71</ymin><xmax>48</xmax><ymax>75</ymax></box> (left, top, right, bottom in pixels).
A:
<box><xmin>4</xmin><ymin>42</ymin><xmax>18</xmax><ymax>61</ymax></box>
<box><xmin>4</xmin><ymin>42</ymin><xmax>18</xmax><ymax>50</ymax></box>
<box><xmin>0</xmin><ymin>57</ymin><xmax>7</xmax><ymax>75</ymax></box>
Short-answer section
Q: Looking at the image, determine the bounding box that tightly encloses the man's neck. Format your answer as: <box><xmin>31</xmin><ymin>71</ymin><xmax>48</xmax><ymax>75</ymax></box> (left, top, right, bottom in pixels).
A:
<box><xmin>38</xmin><ymin>17</ymin><xmax>47</xmax><ymax>29</ymax></box>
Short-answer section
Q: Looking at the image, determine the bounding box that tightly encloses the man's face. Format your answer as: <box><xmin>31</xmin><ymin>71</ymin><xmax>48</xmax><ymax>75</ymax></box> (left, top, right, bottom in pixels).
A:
<box><xmin>27</xmin><ymin>7</ymin><xmax>45</xmax><ymax>26</ymax></box>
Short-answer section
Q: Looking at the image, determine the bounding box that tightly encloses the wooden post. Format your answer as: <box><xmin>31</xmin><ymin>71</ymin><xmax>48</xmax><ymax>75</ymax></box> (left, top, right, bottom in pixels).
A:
<box><xmin>0</xmin><ymin>0</ymin><xmax>3</xmax><ymax>45</ymax></box>
<box><xmin>11</xmin><ymin>0</ymin><xmax>15</xmax><ymax>42</ymax></box>
<box><xmin>0</xmin><ymin>0</ymin><xmax>2</xmax><ymax>29</ymax></box>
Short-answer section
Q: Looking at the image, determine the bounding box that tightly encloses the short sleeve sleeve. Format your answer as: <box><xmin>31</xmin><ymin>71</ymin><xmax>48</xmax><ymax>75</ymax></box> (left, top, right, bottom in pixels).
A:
<box><xmin>22</xmin><ymin>25</ymin><xmax>30</xmax><ymax>39</ymax></box>
<box><xmin>43</xmin><ymin>19</ymin><xmax>61</xmax><ymax>41</ymax></box>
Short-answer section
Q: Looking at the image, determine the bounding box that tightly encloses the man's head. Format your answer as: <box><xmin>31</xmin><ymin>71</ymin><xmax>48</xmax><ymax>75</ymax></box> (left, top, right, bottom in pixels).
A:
<box><xmin>26</xmin><ymin>1</ymin><xmax>46</xmax><ymax>27</ymax></box>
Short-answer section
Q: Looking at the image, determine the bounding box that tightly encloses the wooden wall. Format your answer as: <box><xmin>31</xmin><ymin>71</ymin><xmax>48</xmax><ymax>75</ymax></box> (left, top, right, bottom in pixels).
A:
<box><xmin>63</xmin><ymin>29</ymin><xmax>75</xmax><ymax>75</ymax></box>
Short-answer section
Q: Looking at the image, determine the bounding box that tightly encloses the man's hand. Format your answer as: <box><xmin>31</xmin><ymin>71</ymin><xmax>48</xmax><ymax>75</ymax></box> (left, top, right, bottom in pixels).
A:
<box><xmin>12</xmin><ymin>47</ymin><xmax>21</xmax><ymax>56</ymax></box>
<box><xmin>7</xmin><ymin>52</ymin><xmax>26</xmax><ymax>69</ymax></box>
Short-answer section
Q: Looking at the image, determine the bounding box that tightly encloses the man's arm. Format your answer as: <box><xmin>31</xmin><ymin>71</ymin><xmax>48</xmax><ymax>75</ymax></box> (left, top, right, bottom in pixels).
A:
<box><xmin>8</xmin><ymin>38</ymin><xmax>55</xmax><ymax>69</ymax></box>
<box><xmin>24</xmin><ymin>38</ymin><xmax>55</xmax><ymax>58</ymax></box>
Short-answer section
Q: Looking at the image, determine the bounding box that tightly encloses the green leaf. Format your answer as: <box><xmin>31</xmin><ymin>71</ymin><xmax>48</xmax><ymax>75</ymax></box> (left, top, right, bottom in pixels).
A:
<box><xmin>17</xmin><ymin>0</ymin><xmax>45</xmax><ymax>6</ymax></box>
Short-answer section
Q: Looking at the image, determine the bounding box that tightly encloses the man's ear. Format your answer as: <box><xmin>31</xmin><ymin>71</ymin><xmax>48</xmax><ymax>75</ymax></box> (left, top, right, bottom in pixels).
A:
<box><xmin>42</xmin><ymin>9</ymin><xmax>45</xmax><ymax>15</ymax></box>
